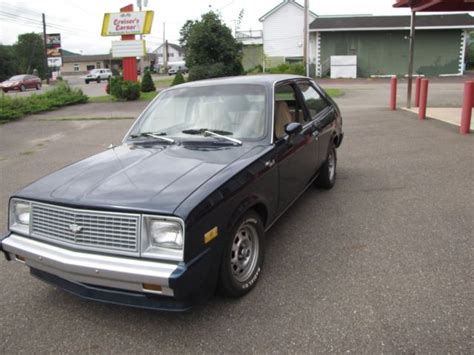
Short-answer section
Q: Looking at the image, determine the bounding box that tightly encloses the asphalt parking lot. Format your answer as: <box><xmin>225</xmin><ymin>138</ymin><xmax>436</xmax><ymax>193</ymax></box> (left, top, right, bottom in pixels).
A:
<box><xmin>0</xmin><ymin>80</ymin><xmax>472</xmax><ymax>353</ymax></box>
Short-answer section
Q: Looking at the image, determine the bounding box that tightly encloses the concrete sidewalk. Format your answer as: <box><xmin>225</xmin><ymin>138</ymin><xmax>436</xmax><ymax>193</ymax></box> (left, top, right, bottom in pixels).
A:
<box><xmin>403</xmin><ymin>107</ymin><xmax>473</xmax><ymax>131</ymax></box>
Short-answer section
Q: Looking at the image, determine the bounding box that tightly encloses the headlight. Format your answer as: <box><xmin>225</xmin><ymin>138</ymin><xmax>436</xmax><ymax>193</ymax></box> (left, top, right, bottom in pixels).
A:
<box><xmin>9</xmin><ymin>199</ymin><xmax>31</xmax><ymax>235</ymax></box>
<box><xmin>141</xmin><ymin>216</ymin><xmax>184</xmax><ymax>261</ymax></box>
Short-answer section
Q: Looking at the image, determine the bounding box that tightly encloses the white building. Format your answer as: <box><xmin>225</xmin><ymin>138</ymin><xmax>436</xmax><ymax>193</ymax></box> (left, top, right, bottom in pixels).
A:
<box><xmin>259</xmin><ymin>0</ymin><xmax>317</xmax><ymax>62</ymax></box>
<box><xmin>155</xmin><ymin>42</ymin><xmax>185</xmax><ymax>66</ymax></box>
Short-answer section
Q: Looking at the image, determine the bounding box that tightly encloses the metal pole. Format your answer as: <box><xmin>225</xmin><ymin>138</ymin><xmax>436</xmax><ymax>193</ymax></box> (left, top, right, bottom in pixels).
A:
<box><xmin>163</xmin><ymin>22</ymin><xmax>168</xmax><ymax>71</ymax></box>
<box><xmin>138</xmin><ymin>1</ymin><xmax>144</xmax><ymax>78</ymax></box>
<box><xmin>303</xmin><ymin>0</ymin><xmax>309</xmax><ymax>76</ymax></box>
<box><xmin>42</xmin><ymin>13</ymin><xmax>49</xmax><ymax>84</ymax></box>
<box><xmin>406</xmin><ymin>10</ymin><xmax>416</xmax><ymax>108</ymax></box>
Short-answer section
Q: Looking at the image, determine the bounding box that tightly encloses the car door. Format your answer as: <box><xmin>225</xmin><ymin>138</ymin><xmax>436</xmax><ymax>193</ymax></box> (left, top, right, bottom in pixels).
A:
<box><xmin>273</xmin><ymin>81</ymin><xmax>319</xmax><ymax>213</ymax></box>
<box><xmin>296</xmin><ymin>81</ymin><xmax>336</xmax><ymax>169</ymax></box>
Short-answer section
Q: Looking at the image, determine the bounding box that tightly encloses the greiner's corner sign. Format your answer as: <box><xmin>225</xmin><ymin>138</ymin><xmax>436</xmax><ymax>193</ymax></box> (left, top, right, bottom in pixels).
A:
<box><xmin>101</xmin><ymin>11</ymin><xmax>154</xmax><ymax>36</ymax></box>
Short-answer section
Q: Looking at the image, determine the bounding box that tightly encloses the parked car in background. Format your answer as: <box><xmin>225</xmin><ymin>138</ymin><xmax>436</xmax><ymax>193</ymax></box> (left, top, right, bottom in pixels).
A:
<box><xmin>168</xmin><ymin>64</ymin><xmax>188</xmax><ymax>75</ymax></box>
<box><xmin>84</xmin><ymin>69</ymin><xmax>112</xmax><ymax>84</ymax></box>
<box><xmin>0</xmin><ymin>75</ymin><xmax>42</xmax><ymax>92</ymax></box>
<box><xmin>1</xmin><ymin>75</ymin><xmax>343</xmax><ymax>311</ymax></box>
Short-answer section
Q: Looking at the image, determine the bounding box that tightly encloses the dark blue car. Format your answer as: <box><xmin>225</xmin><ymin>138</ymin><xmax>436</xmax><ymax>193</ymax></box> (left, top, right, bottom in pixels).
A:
<box><xmin>1</xmin><ymin>75</ymin><xmax>343</xmax><ymax>311</ymax></box>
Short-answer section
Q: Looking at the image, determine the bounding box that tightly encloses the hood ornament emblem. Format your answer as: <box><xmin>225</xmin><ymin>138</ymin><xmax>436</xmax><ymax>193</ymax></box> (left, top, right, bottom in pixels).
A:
<box><xmin>69</xmin><ymin>223</ymin><xmax>83</xmax><ymax>233</ymax></box>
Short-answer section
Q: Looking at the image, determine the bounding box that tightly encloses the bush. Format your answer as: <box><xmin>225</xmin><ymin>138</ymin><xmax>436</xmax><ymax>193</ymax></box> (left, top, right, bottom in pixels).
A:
<box><xmin>141</xmin><ymin>70</ymin><xmax>156</xmax><ymax>92</ymax></box>
<box><xmin>188</xmin><ymin>62</ymin><xmax>241</xmax><ymax>81</ymax></box>
<box><xmin>246</xmin><ymin>64</ymin><xmax>263</xmax><ymax>74</ymax></box>
<box><xmin>0</xmin><ymin>82</ymin><xmax>88</xmax><ymax>122</ymax></box>
<box><xmin>171</xmin><ymin>72</ymin><xmax>185</xmax><ymax>86</ymax></box>
<box><xmin>267</xmin><ymin>62</ymin><xmax>305</xmax><ymax>76</ymax></box>
<box><xmin>110</xmin><ymin>77</ymin><xmax>141</xmax><ymax>101</ymax></box>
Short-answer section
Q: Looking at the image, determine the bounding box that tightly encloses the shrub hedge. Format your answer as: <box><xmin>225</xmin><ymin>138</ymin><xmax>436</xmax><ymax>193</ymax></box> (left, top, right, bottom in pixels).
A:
<box><xmin>171</xmin><ymin>72</ymin><xmax>185</xmax><ymax>86</ymax></box>
<box><xmin>266</xmin><ymin>62</ymin><xmax>305</xmax><ymax>76</ymax></box>
<box><xmin>141</xmin><ymin>70</ymin><xmax>156</xmax><ymax>92</ymax></box>
<box><xmin>110</xmin><ymin>77</ymin><xmax>141</xmax><ymax>101</ymax></box>
<box><xmin>0</xmin><ymin>82</ymin><xmax>88</xmax><ymax>122</ymax></box>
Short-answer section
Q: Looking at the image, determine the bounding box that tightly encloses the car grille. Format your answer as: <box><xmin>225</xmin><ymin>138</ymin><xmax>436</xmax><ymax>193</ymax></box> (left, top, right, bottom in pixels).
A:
<box><xmin>31</xmin><ymin>202</ymin><xmax>140</xmax><ymax>255</ymax></box>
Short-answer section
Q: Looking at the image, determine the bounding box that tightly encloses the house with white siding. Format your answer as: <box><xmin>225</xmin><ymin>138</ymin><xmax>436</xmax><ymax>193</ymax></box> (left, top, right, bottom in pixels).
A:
<box><xmin>155</xmin><ymin>42</ymin><xmax>185</xmax><ymax>67</ymax></box>
<box><xmin>259</xmin><ymin>0</ymin><xmax>317</xmax><ymax>65</ymax></box>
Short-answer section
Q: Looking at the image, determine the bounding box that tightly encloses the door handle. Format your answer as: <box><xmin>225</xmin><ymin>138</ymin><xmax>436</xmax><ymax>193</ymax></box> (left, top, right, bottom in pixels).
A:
<box><xmin>265</xmin><ymin>159</ymin><xmax>275</xmax><ymax>168</ymax></box>
<box><xmin>312</xmin><ymin>130</ymin><xmax>320</xmax><ymax>139</ymax></box>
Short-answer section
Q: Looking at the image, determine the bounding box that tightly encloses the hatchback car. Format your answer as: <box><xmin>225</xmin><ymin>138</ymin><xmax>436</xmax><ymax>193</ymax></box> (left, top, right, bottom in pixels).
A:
<box><xmin>1</xmin><ymin>75</ymin><xmax>343</xmax><ymax>311</ymax></box>
<box><xmin>1</xmin><ymin>74</ymin><xmax>42</xmax><ymax>92</ymax></box>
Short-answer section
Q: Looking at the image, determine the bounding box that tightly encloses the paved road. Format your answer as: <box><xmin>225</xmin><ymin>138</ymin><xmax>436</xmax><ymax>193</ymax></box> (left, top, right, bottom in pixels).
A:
<box><xmin>0</xmin><ymin>82</ymin><xmax>472</xmax><ymax>353</ymax></box>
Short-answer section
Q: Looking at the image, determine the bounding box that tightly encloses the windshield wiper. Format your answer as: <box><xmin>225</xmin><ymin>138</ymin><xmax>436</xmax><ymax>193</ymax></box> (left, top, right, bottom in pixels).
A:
<box><xmin>182</xmin><ymin>128</ymin><xmax>233</xmax><ymax>136</ymax></box>
<box><xmin>129</xmin><ymin>132</ymin><xmax>175</xmax><ymax>144</ymax></box>
<box><xmin>204</xmin><ymin>130</ymin><xmax>242</xmax><ymax>145</ymax></box>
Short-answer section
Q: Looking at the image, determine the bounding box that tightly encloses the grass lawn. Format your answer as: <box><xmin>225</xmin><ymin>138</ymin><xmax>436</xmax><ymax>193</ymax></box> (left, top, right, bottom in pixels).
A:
<box><xmin>325</xmin><ymin>88</ymin><xmax>344</xmax><ymax>98</ymax></box>
<box><xmin>89</xmin><ymin>91</ymin><xmax>158</xmax><ymax>103</ymax></box>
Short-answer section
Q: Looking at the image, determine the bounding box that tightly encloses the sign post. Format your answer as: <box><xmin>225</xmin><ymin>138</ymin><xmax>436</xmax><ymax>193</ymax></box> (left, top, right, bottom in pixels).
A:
<box><xmin>120</xmin><ymin>4</ymin><xmax>137</xmax><ymax>81</ymax></box>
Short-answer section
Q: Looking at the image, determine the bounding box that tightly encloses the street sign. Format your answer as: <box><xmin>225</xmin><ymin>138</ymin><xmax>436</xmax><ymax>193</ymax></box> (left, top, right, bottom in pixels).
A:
<box><xmin>46</xmin><ymin>33</ymin><xmax>62</xmax><ymax>57</ymax></box>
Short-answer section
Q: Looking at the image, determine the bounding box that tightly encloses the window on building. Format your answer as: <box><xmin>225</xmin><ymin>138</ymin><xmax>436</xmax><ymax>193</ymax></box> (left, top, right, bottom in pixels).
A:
<box><xmin>96</xmin><ymin>62</ymin><xmax>101</xmax><ymax>69</ymax></box>
<box><xmin>73</xmin><ymin>63</ymin><xmax>79</xmax><ymax>72</ymax></box>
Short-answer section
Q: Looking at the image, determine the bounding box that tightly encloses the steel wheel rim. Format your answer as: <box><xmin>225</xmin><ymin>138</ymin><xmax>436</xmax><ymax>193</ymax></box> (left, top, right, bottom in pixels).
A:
<box><xmin>328</xmin><ymin>149</ymin><xmax>336</xmax><ymax>181</ymax></box>
<box><xmin>230</xmin><ymin>222</ymin><xmax>259</xmax><ymax>282</ymax></box>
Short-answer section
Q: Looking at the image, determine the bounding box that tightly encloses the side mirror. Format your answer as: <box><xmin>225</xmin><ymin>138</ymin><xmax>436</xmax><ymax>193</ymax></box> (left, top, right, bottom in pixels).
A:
<box><xmin>285</xmin><ymin>122</ymin><xmax>303</xmax><ymax>136</ymax></box>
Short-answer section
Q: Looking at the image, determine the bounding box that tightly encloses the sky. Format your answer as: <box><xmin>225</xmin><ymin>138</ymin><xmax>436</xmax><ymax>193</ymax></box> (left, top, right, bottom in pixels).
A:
<box><xmin>0</xmin><ymin>0</ymin><xmax>457</xmax><ymax>54</ymax></box>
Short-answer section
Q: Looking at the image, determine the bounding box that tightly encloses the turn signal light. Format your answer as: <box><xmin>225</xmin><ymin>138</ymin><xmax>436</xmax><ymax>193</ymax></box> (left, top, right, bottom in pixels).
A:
<box><xmin>142</xmin><ymin>283</ymin><xmax>162</xmax><ymax>292</ymax></box>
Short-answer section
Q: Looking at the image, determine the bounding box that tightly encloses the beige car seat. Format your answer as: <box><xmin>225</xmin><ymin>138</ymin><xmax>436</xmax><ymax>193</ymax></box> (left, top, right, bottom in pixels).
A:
<box><xmin>274</xmin><ymin>101</ymin><xmax>293</xmax><ymax>139</ymax></box>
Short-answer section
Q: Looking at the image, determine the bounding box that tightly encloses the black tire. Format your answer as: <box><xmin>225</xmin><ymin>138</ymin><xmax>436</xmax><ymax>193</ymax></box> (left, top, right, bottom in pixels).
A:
<box><xmin>85</xmin><ymin>80</ymin><xmax>89</xmax><ymax>84</ymax></box>
<box><xmin>316</xmin><ymin>143</ymin><xmax>337</xmax><ymax>189</ymax></box>
<box><xmin>97</xmin><ymin>78</ymin><xmax>101</xmax><ymax>83</ymax></box>
<box><xmin>36</xmin><ymin>83</ymin><xmax>41</xmax><ymax>90</ymax></box>
<box><xmin>2</xmin><ymin>89</ymin><xmax>7</xmax><ymax>93</ymax></box>
<box><xmin>20</xmin><ymin>84</ymin><xmax>26</xmax><ymax>92</ymax></box>
<box><xmin>219</xmin><ymin>210</ymin><xmax>265</xmax><ymax>298</ymax></box>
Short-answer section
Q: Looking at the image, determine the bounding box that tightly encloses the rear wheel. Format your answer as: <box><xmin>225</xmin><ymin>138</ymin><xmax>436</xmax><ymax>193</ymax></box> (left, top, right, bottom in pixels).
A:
<box><xmin>219</xmin><ymin>211</ymin><xmax>265</xmax><ymax>297</ymax></box>
<box><xmin>97</xmin><ymin>78</ymin><xmax>101</xmax><ymax>83</ymax></box>
<box><xmin>316</xmin><ymin>143</ymin><xmax>337</xmax><ymax>189</ymax></box>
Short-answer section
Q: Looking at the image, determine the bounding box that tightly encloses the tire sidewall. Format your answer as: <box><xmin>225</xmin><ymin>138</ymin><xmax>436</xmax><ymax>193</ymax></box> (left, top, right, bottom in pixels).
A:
<box><xmin>220</xmin><ymin>211</ymin><xmax>265</xmax><ymax>297</ymax></box>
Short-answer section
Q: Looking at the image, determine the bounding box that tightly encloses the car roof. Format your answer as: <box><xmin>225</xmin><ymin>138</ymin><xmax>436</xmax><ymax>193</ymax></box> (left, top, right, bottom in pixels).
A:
<box><xmin>171</xmin><ymin>74</ymin><xmax>310</xmax><ymax>90</ymax></box>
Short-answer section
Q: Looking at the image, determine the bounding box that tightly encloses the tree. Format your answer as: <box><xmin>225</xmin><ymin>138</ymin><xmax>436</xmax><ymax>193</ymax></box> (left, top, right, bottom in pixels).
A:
<box><xmin>171</xmin><ymin>72</ymin><xmax>185</xmax><ymax>86</ymax></box>
<box><xmin>179</xmin><ymin>12</ymin><xmax>243</xmax><ymax>81</ymax></box>
<box><xmin>14</xmin><ymin>33</ymin><xmax>46</xmax><ymax>78</ymax></box>
<box><xmin>0</xmin><ymin>45</ymin><xmax>17</xmax><ymax>81</ymax></box>
<box><xmin>141</xmin><ymin>70</ymin><xmax>156</xmax><ymax>92</ymax></box>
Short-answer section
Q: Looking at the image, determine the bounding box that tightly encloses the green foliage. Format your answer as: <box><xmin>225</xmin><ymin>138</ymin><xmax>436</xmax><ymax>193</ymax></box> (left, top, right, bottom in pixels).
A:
<box><xmin>0</xmin><ymin>45</ymin><xmax>17</xmax><ymax>81</ymax></box>
<box><xmin>180</xmin><ymin>12</ymin><xmax>243</xmax><ymax>81</ymax></box>
<box><xmin>267</xmin><ymin>62</ymin><xmax>305</xmax><ymax>76</ymax></box>
<box><xmin>0</xmin><ymin>82</ymin><xmax>88</xmax><ymax>122</ymax></box>
<box><xmin>110</xmin><ymin>76</ymin><xmax>141</xmax><ymax>101</ymax></box>
<box><xmin>14</xmin><ymin>33</ymin><xmax>46</xmax><ymax>79</ymax></box>
<box><xmin>171</xmin><ymin>72</ymin><xmax>185</xmax><ymax>86</ymax></box>
<box><xmin>141</xmin><ymin>70</ymin><xmax>156</xmax><ymax>92</ymax></box>
<box><xmin>246</xmin><ymin>64</ymin><xmax>263</xmax><ymax>74</ymax></box>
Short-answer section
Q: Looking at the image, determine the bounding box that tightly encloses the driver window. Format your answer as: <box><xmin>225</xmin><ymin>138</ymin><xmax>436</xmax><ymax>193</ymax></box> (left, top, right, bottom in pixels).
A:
<box><xmin>274</xmin><ymin>84</ymin><xmax>301</xmax><ymax>139</ymax></box>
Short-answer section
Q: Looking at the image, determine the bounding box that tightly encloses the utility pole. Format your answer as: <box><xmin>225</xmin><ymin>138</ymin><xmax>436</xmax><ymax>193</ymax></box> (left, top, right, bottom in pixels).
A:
<box><xmin>303</xmin><ymin>0</ymin><xmax>309</xmax><ymax>77</ymax></box>
<box><xmin>42</xmin><ymin>13</ymin><xmax>49</xmax><ymax>84</ymax></box>
<box><xmin>406</xmin><ymin>10</ymin><xmax>416</xmax><ymax>108</ymax></box>
<box><xmin>137</xmin><ymin>0</ymin><xmax>144</xmax><ymax>78</ymax></box>
<box><xmin>163</xmin><ymin>22</ymin><xmax>168</xmax><ymax>71</ymax></box>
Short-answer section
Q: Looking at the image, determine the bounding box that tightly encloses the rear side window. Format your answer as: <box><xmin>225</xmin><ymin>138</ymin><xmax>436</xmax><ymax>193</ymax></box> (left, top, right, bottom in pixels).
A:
<box><xmin>297</xmin><ymin>83</ymin><xmax>329</xmax><ymax>120</ymax></box>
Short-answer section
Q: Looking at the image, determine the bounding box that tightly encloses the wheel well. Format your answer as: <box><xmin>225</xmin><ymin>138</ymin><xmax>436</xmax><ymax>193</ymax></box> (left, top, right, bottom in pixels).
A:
<box><xmin>252</xmin><ymin>203</ymin><xmax>268</xmax><ymax>227</ymax></box>
<box><xmin>333</xmin><ymin>134</ymin><xmax>339</xmax><ymax>146</ymax></box>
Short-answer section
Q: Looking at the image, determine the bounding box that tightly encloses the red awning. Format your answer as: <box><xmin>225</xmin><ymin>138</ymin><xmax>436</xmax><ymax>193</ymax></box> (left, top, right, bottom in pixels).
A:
<box><xmin>394</xmin><ymin>0</ymin><xmax>474</xmax><ymax>12</ymax></box>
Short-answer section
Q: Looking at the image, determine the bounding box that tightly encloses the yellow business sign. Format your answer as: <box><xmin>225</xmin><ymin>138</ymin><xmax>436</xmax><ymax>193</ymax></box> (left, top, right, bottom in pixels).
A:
<box><xmin>101</xmin><ymin>11</ymin><xmax>154</xmax><ymax>36</ymax></box>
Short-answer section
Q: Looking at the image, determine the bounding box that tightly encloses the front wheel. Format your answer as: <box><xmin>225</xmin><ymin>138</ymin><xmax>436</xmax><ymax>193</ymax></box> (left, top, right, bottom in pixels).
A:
<box><xmin>316</xmin><ymin>143</ymin><xmax>337</xmax><ymax>189</ymax></box>
<box><xmin>20</xmin><ymin>84</ymin><xmax>26</xmax><ymax>92</ymax></box>
<box><xmin>97</xmin><ymin>78</ymin><xmax>101</xmax><ymax>83</ymax></box>
<box><xmin>219</xmin><ymin>211</ymin><xmax>265</xmax><ymax>297</ymax></box>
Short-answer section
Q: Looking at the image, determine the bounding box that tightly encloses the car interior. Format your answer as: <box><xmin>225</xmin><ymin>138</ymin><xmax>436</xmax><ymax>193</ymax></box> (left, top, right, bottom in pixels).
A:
<box><xmin>274</xmin><ymin>84</ymin><xmax>302</xmax><ymax>139</ymax></box>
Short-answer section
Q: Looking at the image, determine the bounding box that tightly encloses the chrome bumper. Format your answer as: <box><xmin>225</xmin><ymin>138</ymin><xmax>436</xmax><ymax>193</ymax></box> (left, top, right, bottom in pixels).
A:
<box><xmin>2</xmin><ymin>234</ymin><xmax>178</xmax><ymax>296</ymax></box>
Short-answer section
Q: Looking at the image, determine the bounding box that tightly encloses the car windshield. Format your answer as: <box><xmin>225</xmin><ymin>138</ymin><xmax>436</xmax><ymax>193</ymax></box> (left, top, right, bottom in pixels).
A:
<box><xmin>9</xmin><ymin>75</ymin><xmax>26</xmax><ymax>81</ymax></box>
<box><xmin>131</xmin><ymin>84</ymin><xmax>267</xmax><ymax>141</ymax></box>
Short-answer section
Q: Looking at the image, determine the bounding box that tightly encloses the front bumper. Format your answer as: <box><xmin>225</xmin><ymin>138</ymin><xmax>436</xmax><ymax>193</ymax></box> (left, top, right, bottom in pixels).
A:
<box><xmin>1</xmin><ymin>233</ymin><xmax>218</xmax><ymax>311</ymax></box>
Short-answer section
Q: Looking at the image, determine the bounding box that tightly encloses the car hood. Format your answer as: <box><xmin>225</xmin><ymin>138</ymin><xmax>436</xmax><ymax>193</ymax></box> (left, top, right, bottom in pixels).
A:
<box><xmin>16</xmin><ymin>142</ymin><xmax>258</xmax><ymax>215</ymax></box>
